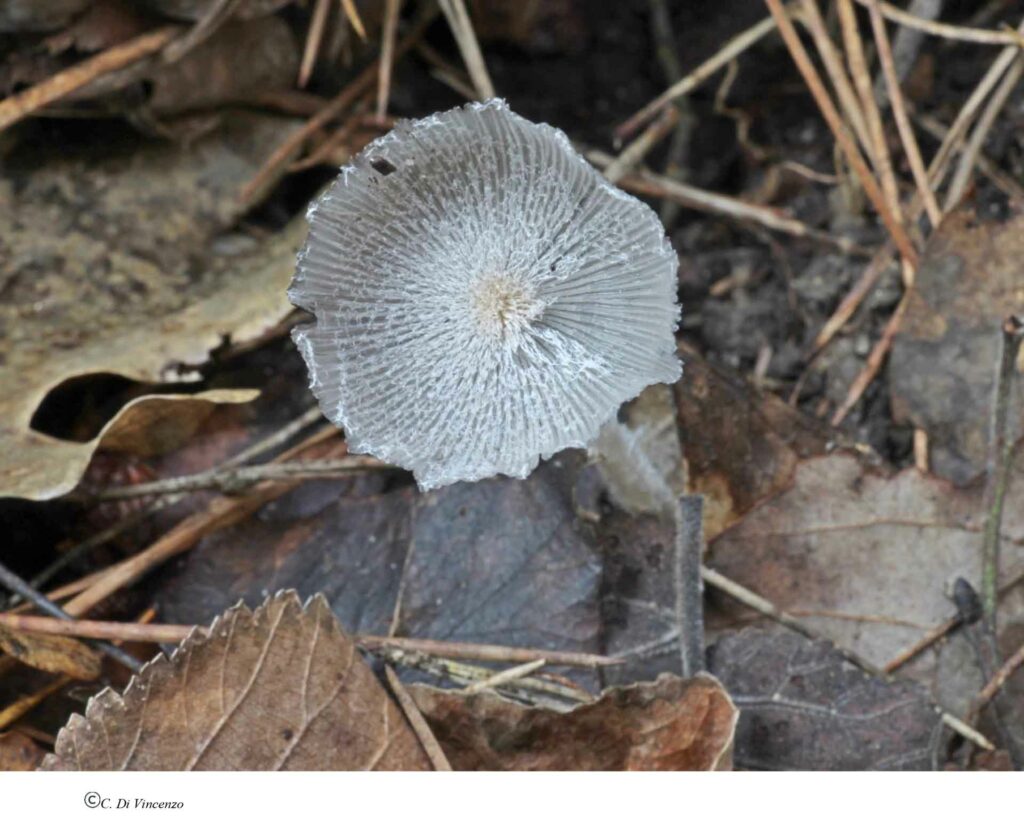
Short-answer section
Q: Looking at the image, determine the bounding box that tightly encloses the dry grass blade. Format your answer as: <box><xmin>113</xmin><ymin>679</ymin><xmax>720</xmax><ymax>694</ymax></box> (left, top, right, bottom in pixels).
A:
<box><xmin>240</xmin><ymin>12</ymin><xmax>435</xmax><ymax>204</ymax></box>
<box><xmin>838</xmin><ymin>0</ymin><xmax>902</xmax><ymax>222</ymax></box>
<box><xmin>866</xmin><ymin>0</ymin><xmax>941</xmax><ymax>227</ymax></box>
<box><xmin>831</xmin><ymin>288</ymin><xmax>911</xmax><ymax>425</ymax></box>
<box><xmin>589</xmin><ymin>151</ymin><xmax>866</xmax><ymax>255</ymax></box>
<box><xmin>461</xmin><ymin>659</ymin><xmax>546</xmax><ymax>694</ymax></box>
<box><xmin>0</xmin><ymin>26</ymin><xmax>179</xmax><ymax>132</ymax></box>
<box><xmin>376</xmin><ymin>0</ymin><xmax>402</xmax><ymax>119</ymax></box>
<box><xmin>384</xmin><ymin>666</ymin><xmax>453</xmax><ymax>771</ymax></box>
<box><xmin>764</xmin><ymin>0</ymin><xmax>918</xmax><ymax>267</ymax></box>
<box><xmin>59</xmin><ymin>429</ymin><xmax>340</xmax><ymax>619</ymax></box>
<box><xmin>798</xmin><ymin>0</ymin><xmax>874</xmax><ymax>167</ymax></box>
<box><xmin>602</xmin><ymin>106</ymin><xmax>680</xmax><ymax>184</ymax></box>
<box><xmin>0</xmin><ymin>615</ymin><xmax>619</xmax><ymax>669</ymax></box>
<box><xmin>340</xmin><ymin>0</ymin><xmax>367</xmax><ymax>41</ymax></box>
<box><xmin>616</xmin><ymin>12</ymin><xmax>780</xmax><ymax>142</ymax></box>
<box><xmin>944</xmin><ymin>55</ymin><xmax>1024</xmax><ymax>211</ymax></box>
<box><xmin>438</xmin><ymin>0</ymin><xmax>495</xmax><ymax>99</ymax></box>
<box><xmin>853</xmin><ymin>0</ymin><xmax>1024</xmax><ymax>45</ymax></box>
<box><xmin>299</xmin><ymin>0</ymin><xmax>333</xmax><ymax>88</ymax></box>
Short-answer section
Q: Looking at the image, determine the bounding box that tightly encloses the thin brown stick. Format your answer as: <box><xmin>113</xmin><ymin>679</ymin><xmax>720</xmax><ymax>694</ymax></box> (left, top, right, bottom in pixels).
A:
<box><xmin>811</xmin><ymin>18</ymin><xmax>1024</xmax><ymax>357</ymax></box>
<box><xmin>799</xmin><ymin>0</ymin><xmax>874</xmax><ymax>166</ymax></box>
<box><xmin>0</xmin><ymin>614</ymin><xmax>619</xmax><ymax>669</ymax></box>
<box><xmin>867</xmin><ymin>0</ymin><xmax>942</xmax><ymax>227</ymax></box>
<box><xmin>838</xmin><ymin>0</ymin><xmax>902</xmax><ymax>224</ymax></box>
<box><xmin>340</xmin><ymin>0</ymin><xmax>367</xmax><ymax>40</ymax></box>
<box><xmin>461</xmin><ymin>659</ymin><xmax>546</xmax><ymax>694</ymax></box>
<box><xmin>0</xmin><ymin>26</ymin><xmax>179</xmax><ymax>132</ymax></box>
<box><xmin>376</xmin><ymin>0</ymin><xmax>402</xmax><ymax>119</ymax></box>
<box><xmin>884</xmin><ymin>617</ymin><xmax>960</xmax><ymax>673</ymax></box>
<box><xmin>812</xmin><ymin>241</ymin><xmax>895</xmax><ymax>352</ymax></box>
<box><xmin>602</xmin><ymin>106</ymin><xmax>680</xmax><ymax>184</ymax></box>
<box><xmin>0</xmin><ymin>614</ymin><xmax>194</xmax><ymax>643</ymax></box>
<box><xmin>240</xmin><ymin>13</ymin><xmax>434</xmax><ymax>204</ymax></box>
<box><xmin>764</xmin><ymin>0</ymin><xmax>918</xmax><ymax>267</ymax></box>
<box><xmin>616</xmin><ymin>12</ymin><xmax>780</xmax><ymax>142</ymax></box>
<box><xmin>358</xmin><ymin>635</ymin><xmax>620</xmax><ymax>668</ymax></box>
<box><xmin>288</xmin><ymin>101</ymin><xmax>375</xmax><ymax>171</ymax></box>
<box><xmin>438</xmin><ymin>0</ymin><xmax>495</xmax><ymax>99</ymax></box>
<box><xmin>914</xmin><ymin>428</ymin><xmax>930</xmax><ymax>472</ymax></box>
<box><xmin>945</xmin><ymin>55</ymin><xmax>1024</xmax><ymax>212</ymax></box>
<box><xmin>83</xmin><ymin>456</ymin><xmax>388</xmax><ymax>502</ymax></box>
<box><xmin>381</xmin><ymin>648</ymin><xmax>593</xmax><ymax>705</ymax></box>
<box><xmin>831</xmin><ymin>287</ymin><xmax>911</xmax><ymax>425</ymax></box>
<box><xmin>384</xmin><ymin>666</ymin><xmax>453</xmax><ymax>770</ymax></box>
<box><xmin>974</xmin><ymin>641</ymin><xmax>1024</xmax><ymax>713</ymax></box>
<box><xmin>852</xmin><ymin>0</ymin><xmax>1024</xmax><ymax>45</ymax></box>
<box><xmin>885</xmin><ymin>569</ymin><xmax>1024</xmax><ymax>673</ymax></box>
<box><xmin>300</xmin><ymin>0</ymin><xmax>333</xmax><ymax>88</ymax></box>
<box><xmin>589</xmin><ymin>151</ymin><xmax>867</xmax><ymax>255</ymax></box>
<box><xmin>60</xmin><ymin>429</ymin><xmax>340</xmax><ymax>618</ymax></box>
<box><xmin>913</xmin><ymin>108</ymin><xmax>1024</xmax><ymax>201</ymax></box>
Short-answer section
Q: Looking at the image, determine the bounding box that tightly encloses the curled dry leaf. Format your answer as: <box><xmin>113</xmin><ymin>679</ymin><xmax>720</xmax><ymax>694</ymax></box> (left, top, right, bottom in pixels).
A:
<box><xmin>40</xmin><ymin>592</ymin><xmax>432</xmax><ymax>771</ymax></box>
<box><xmin>0</xmin><ymin>731</ymin><xmax>46</xmax><ymax>772</ymax></box>
<box><xmin>707</xmin><ymin>453</ymin><xmax>1024</xmax><ymax>671</ymax></box>
<box><xmin>409</xmin><ymin>673</ymin><xmax>737</xmax><ymax>771</ymax></box>
<box><xmin>709</xmin><ymin>628</ymin><xmax>944</xmax><ymax>771</ymax></box>
<box><xmin>0</xmin><ymin>114</ymin><xmax>304</xmax><ymax>500</ymax></box>
<box><xmin>890</xmin><ymin>208</ymin><xmax>1024</xmax><ymax>484</ymax></box>
<box><xmin>0</xmin><ymin>623</ymin><xmax>101</xmax><ymax>681</ymax></box>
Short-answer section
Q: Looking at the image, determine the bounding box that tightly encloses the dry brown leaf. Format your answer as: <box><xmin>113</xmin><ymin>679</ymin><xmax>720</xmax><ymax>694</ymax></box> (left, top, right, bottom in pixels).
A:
<box><xmin>891</xmin><ymin>208</ymin><xmax>1024</xmax><ymax>484</ymax></box>
<box><xmin>0</xmin><ymin>624</ymin><xmax>101</xmax><ymax>681</ymax></box>
<box><xmin>409</xmin><ymin>673</ymin><xmax>737</xmax><ymax>771</ymax></box>
<box><xmin>0</xmin><ymin>731</ymin><xmax>46</xmax><ymax>771</ymax></box>
<box><xmin>0</xmin><ymin>116</ymin><xmax>305</xmax><ymax>500</ymax></box>
<box><xmin>708</xmin><ymin>453</ymin><xmax>1024</xmax><ymax>669</ymax></box>
<box><xmin>675</xmin><ymin>345</ymin><xmax>838</xmax><ymax>538</ymax></box>
<box><xmin>40</xmin><ymin>591</ymin><xmax>431</xmax><ymax>771</ymax></box>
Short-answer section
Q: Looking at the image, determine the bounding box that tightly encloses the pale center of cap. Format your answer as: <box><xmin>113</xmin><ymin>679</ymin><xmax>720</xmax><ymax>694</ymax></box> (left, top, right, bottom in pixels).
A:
<box><xmin>469</xmin><ymin>273</ymin><xmax>544</xmax><ymax>339</ymax></box>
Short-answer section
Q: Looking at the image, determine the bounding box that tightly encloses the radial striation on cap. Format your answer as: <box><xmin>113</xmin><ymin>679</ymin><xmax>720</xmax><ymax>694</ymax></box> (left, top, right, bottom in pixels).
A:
<box><xmin>289</xmin><ymin>99</ymin><xmax>681</xmax><ymax>490</ymax></box>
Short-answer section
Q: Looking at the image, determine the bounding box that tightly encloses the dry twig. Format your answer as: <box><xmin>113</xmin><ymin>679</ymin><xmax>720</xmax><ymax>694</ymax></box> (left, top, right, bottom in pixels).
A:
<box><xmin>300</xmin><ymin>0</ymin><xmax>333</xmax><ymax>88</ymax></box>
<box><xmin>376</xmin><ymin>0</ymin><xmax>402</xmax><ymax>119</ymax></box>
<box><xmin>438</xmin><ymin>0</ymin><xmax>495</xmax><ymax>100</ymax></box>
<box><xmin>764</xmin><ymin>0</ymin><xmax>918</xmax><ymax>266</ymax></box>
<box><xmin>0</xmin><ymin>26</ymin><xmax>180</xmax><ymax>132</ymax></box>
<box><xmin>616</xmin><ymin>12</ymin><xmax>780</xmax><ymax>142</ymax></box>
<box><xmin>384</xmin><ymin>666</ymin><xmax>453</xmax><ymax>771</ymax></box>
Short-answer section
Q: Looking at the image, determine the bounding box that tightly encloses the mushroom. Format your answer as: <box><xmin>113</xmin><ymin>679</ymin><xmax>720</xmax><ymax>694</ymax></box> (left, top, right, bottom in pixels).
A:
<box><xmin>289</xmin><ymin>99</ymin><xmax>681</xmax><ymax>490</ymax></box>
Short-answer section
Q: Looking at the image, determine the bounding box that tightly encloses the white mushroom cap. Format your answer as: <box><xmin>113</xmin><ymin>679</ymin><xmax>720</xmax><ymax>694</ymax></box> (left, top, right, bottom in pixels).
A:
<box><xmin>289</xmin><ymin>99</ymin><xmax>681</xmax><ymax>490</ymax></box>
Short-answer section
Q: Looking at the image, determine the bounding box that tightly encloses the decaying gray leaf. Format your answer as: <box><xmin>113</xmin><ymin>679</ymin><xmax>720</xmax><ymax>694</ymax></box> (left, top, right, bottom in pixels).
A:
<box><xmin>890</xmin><ymin>208</ymin><xmax>1024</xmax><ymax>484</ymax></box>
<box><xmin>155</xmin><ymin>453</ymin><xmax>604</xmax><ymax>683</ymax></box>
<box><xmin>409</xmin><ymin>673</ymin><xmax>737</xmax><ymax>771</ymax></box>
<box><xmin>40</xmin><ymin>592</ymin><xmax>431</xmax><ymax>770</ymax></box>
<box><xmin>709</xmin><ymin>628</ymin><xmax>945</xmax><ymax>770</ymax></box>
